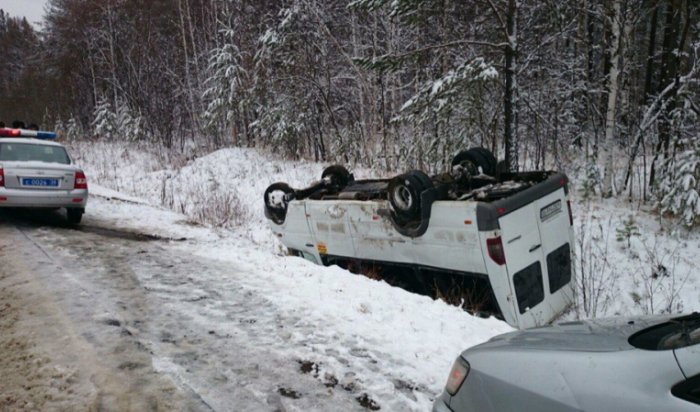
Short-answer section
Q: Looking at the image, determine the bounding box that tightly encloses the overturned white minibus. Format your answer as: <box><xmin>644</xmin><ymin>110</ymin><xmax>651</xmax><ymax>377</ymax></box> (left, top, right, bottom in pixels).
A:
<box><xmin>264</xmin><ymin>148</ymin><xmax>575</xmax><ymax>329</ymax></box>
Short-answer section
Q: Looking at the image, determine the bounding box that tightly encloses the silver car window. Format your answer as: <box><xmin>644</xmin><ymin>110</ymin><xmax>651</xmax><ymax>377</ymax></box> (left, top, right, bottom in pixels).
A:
<box><xmin>0</xmin><ymin>143</ymin><xmax>70</xmax><ymax>164</ymax></box>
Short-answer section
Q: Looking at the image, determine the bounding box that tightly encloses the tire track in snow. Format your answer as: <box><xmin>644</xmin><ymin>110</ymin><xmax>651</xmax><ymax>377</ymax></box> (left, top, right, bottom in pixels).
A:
<box><xmin>20</xmin><ymin>216</ymin><xmax>367</xmax><ymax>411</ymax></box>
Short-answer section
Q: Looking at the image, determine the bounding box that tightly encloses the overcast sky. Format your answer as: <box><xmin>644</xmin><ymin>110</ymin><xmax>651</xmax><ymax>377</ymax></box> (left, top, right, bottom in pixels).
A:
<box><xmin>0</xmin><ymin>0</ymin><xmax>48</xmax><ymax>26</ymax></box>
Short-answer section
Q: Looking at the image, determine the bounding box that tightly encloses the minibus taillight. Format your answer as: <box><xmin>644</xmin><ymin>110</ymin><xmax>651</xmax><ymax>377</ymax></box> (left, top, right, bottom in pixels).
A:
<box><xmin>486</xmin><ymin>236</ymin><xmax>506</xmax><ymax>265</ymax></box>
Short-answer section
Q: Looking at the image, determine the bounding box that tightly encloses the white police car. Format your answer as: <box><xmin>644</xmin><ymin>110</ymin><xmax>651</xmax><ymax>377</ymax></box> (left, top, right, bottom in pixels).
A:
<box><xmin>0</xmin><ymin>128</ymin><xmax>87</xmax><ymax>223</ymax></box>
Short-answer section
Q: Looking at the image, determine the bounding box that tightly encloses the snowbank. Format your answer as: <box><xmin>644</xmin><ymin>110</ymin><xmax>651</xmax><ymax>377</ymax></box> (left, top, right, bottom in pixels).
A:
<box><xmin>71</xmin><ymin>142</ymin><xmax>511</xmax><ymax>410</ymax></box>
<box><xmin>69</xmin><ymin>141</ymin><xmax>700</xmax><ymax>409</ymax></box>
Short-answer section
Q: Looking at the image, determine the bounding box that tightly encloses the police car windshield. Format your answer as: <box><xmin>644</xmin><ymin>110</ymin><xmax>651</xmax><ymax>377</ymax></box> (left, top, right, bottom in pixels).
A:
<box><xmin>0</xmin><ymin>143</ymin><xmax>70</xmax><ymax>164</ymax></box>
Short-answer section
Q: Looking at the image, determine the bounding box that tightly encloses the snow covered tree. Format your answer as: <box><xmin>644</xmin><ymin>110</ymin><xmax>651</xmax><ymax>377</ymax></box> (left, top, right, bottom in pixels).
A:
<box><xmin>53</xmin><ymin>118</ymin><xmax>65</xmax><ymax>139</ymax></box>
<box><xmin>393</xmin><ymin>58</ymin><xmax>499</xmax><ymax>170</ymax></box>
<box><xmin>656</xmin><ymin>95</ymin><xmax>700</xmax><ymax>227</ymax></box>
<box><xmin>91</xmin><ymin>96</ymin><xmax>143</xmax><ymax>141</ymax></box>
<box><xmin>253</xmin><ymin>1</ymin><xmax>348</xmax><ymax>161</ymax></box>
<box><xmin>580</xmin><ymin>159</ymin><xmax>602</xmax><ymax>200</ymax></box>
<box><xmin>616</xmin><ymin>214</ymin><xmax>641</xmax><ymax>248</ymax></box>
<box><xmin>351</xmin><ymin>0</ymin><xmax>522</xmax><ymax>171</ymax></box>
<box><xmin>202</xmin><ymin>18</ymin><xmax>248</xmax><ymax>146</ymax></box>
<box><xmin>115</xmin><ymin>102</ymin><xmax>144</xmax><ymax>141</ymax></box>
<box><xmin>4</xmin><ymin>0</ymin><xmax>696</xmax><ymax>215</ymax></box>
<box><xmin>646</xmin><ymin>34</ymin><xmax>700</xmax><ymax>225</ymax></box>
<box><xmin>66</xmin><ymin>116</ymin><xmax>84</xmax><ymax>141</ymax></box>
<box><xmin>251</xmin><ymin>99</ymin><xmax>306</xmax><ymax>159</ymax></box>
<box><xmin>657</xmin><ymin>146</ymin><xmax>700</xmax><ymax>227</ymax></box>
<box><xmin>503</xmin><ymin>0</ymin><xmax>519</xmax><ymax>172</ymax></box>
<box><xmin>601</xmin><ymin>0</ymin><xmax>623</xmax><ymax>198</ymax></box>
<box><xmin>92</xmin><ymin>97</ymin><xmax>116</xmax><ymax>139</ymax></box>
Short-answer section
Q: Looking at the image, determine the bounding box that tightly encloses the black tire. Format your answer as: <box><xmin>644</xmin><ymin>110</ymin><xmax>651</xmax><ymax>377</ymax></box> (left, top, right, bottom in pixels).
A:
<box><xmin>471</xmin><ymin>148</ymin><xmax>497</xmax><ymax>175</ymax></box>
<box><xmin>412</xmin><ymin>170</ymin><xmax>434</xmax><ymax>192</ymax></box>
<box><xmin>66</xmin><ymin>208</ymin><xmax>84</xmax><ymax>224</ymax></box>
<box><xmin>451</xmin><ymin>150</ymin><xmax>480</xmax><ymax>175</ymax></box>
<box><xmin>451</xmin><ymin>148</ymin><xmax>497</xmax><ymax>176</ymax></box>
<box><xmin>495</xmin><ymin>159</ymin><xmax>509</xmax><ymax>176</ymax></box>
<box><xmin>388</xmin><ymin>170</ymin><xmax>433</xmax><ymax>220</ymax></box>
<box><xmin>264</xmin><ymin>182</ymin><xmax>294</xmax><ymax>224</ymax></box>
<box><xmin>321</xmin><ymin>165</ymin><xmax>352</xmax><ymax>188</ymax></box>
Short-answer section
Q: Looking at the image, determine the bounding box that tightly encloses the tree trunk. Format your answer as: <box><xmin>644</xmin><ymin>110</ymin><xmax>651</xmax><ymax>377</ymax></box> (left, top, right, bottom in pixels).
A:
<box><xmin>105</xmin><ymin>4</ymin><xmax>120</xmax><ymax>104</ymax></box>
<box><xmin>504</xmin><ymin>0</ymin><xmax>519</xmax><ymax>172</ymax></box>
<box><xmin>649</xmin><ymin>0</ymin><xmax>682</xmax><ymax>187</ymax></box>
<box><xmin>602</xmin><ymin>0</ymin><xmax>622</xmax><ymax>197</ymax></box>
<box><xmin>623</xmin><ymin>2</ymin><xmax>659</xmax><ymax>192</ymax></box>
<box><xmin>177</xmin><ymin>0</ymin><xmax>200</xmax><ymax>147</ymax></box>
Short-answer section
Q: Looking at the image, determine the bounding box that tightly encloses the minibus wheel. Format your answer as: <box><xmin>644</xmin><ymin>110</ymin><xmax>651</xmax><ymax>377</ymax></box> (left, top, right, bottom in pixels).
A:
<box><xmin>388</xmin><ymin>170</ymin><xmax>433</xmax><ymax>220</ymax></box>
<box><xmin>322</xmin><ymin>165</ymin><xmax>353</xmax><ymax>188</ymax></box>
<box><xmin>264</xmin><ymin>182</ymin><xmax>294</xmax><ymax>224</ymax></box>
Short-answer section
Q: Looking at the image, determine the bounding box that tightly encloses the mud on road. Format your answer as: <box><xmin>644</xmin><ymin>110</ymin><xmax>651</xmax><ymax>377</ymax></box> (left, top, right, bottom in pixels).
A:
<box><xmin>0</xmin><ymin>209</ymin><xmax>366</xmax><ymax>412</ymax></box>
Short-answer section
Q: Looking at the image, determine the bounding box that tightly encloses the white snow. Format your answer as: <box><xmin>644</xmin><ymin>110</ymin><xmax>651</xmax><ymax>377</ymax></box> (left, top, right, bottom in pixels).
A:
<box><xmin>68</xmin><ymin>141</ymin><xmax>700</xmax><ymax>410</ymax></box>
<box><xmin>570</xmin><ymin>195</ymin><xmax>700</xmax><ymax>318</ymax></box>
<box><xmin>90</xmin><ymin>183</ymin><xmax>150</xmax><ymax>205</ymax></box>
<box><xmin>85</xmin><ymin>194</ymin><xmax>219</xmax><ymax>242</ymax></box>
<box><xmin>71</xmin><ymin>143</ymin><xmax>511</xmax><ymax>410</ymax></box>
<box><xmin>175</xmin><ymin>237</ymin><xmax>512</xmax><ymax>410</ymax></box>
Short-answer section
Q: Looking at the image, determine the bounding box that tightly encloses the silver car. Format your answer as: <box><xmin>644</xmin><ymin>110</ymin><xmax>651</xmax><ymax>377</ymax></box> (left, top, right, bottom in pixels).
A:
<box><xmin>434</xmin><ymin>313</ymin><xmax>700</xmax><ymax>412</ymax></box>
<box><xmin>0</xmin><ymin>136</ymin><xmax>88</xmax><ymax>223</ymax></box>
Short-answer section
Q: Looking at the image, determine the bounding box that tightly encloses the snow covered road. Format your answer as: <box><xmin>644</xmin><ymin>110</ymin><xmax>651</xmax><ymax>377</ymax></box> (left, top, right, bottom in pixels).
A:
<box><xmin>0</xmin><ymin>209</ymin><xmax>364</xmax><ymax>410</ymax></box>
<box><xmin>0</xmin><ymin>194</ymin><xmax>511</xmax><ymax>411</ymax></box>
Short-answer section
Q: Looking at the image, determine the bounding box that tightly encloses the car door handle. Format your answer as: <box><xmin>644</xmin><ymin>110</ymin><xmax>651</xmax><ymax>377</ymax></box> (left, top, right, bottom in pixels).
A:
<box><xmin>507</xmin><ymin>235</ymin><xmax>522</xmax><ymax>244</ymax></box>
<box><xmin>529</xmin><ymin>244</ymin><xmax>541</xmax><ymax>252</ymax></box>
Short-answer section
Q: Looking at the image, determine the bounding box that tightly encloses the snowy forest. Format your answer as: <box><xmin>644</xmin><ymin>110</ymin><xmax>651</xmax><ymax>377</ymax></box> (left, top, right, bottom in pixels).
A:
<box><xmin>0</xmin><ymin>0</ymin><xmax>699</xmax><ymax>225</ymax></box>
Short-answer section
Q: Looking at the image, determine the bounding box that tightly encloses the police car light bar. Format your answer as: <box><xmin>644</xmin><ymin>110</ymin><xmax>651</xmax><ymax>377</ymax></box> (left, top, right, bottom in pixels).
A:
<box><xmin>0</xmin><ymin>128</ymin><xmax>57</xmax><ymax>140</ymax></box>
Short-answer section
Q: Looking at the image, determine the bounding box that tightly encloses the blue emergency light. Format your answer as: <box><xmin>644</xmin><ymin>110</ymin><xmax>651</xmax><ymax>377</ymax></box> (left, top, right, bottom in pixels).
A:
<box><xmin>36</xmin><ymin>131</ymin><xmax>58</xmax><ymax>139</ymax></box>
<box><xmin>0</xmin><ymin>128</ymin><xmax>57</xmax><ymax>140</ymax></box>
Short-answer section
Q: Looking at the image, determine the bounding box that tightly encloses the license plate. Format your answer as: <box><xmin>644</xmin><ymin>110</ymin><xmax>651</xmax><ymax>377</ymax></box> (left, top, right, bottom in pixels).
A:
<box><xmin>22</xmin><ymin>178</ymin><xmax>59</xmax><ymax>187</ymax></box>
<box><xmin>540</xmin><ymin>200</ymin><xmax>562</xmax><ymax>221</ymax></box>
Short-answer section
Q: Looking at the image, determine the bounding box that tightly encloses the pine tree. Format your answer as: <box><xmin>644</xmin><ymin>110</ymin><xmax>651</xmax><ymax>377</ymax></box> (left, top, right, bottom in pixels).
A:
<box><xmin>655</xmin><ymin>40</ymin><xmax>700</xmax><ymax>228</ymax></box>
<box><xmin>392</xmin><ymin>58</ymin><xmax>499</xmax><ymax>170</ymax></box>
<box><xmin>616</xmin><ymin>214</ymin><xmax>641</xmax><ymax>248</ymax></box>
<box><xmin>580</xmin><ymin>159</ymin><xmax>602</xmax><ymax>200</ymax></box>
<box><xmin>115</xmin><ymin>101</ymin><xmax>143</xmax><ymax>141</ymax></box>
<box><xmin>53</xmin><ymin>118</ymin><xmax>65</xmax><ymax>139</ymax></box>
<box><xmin>201</xmin><ymin>21</ymin><xmax>247</xmax><ymax>145</ymax></box>
<box><xmin>66</xmin><ymin>116</ymin><xmax>83</xmax><ymax>141</ymax></box>
<box><xmin>92</xmin><ymin>97</ymin><xmax>116</xmax><ymax>139</ymax></box>
<box><xmin>657</xmin><ymin>142</ymin><xmax>700</xmax><ymax>227</ymax></box>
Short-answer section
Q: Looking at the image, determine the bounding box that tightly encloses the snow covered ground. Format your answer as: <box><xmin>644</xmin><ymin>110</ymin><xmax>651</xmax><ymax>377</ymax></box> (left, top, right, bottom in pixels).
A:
<box><xmin>66</xmin><ymin>141</ymin><xmax>700</xmax><ymax>409</ymax></box>
<box><xmin>569</xmin><ymin>194</ymin><xmax>700</xmax><ymax>318</ymax></box>
<box><xmin>67</xmin><ymin>145</ymin><xmax>512</xmax><ymax>411</ymax></box>
<box><xmin>71</xmin><ymin>141</ymin><xmax>700</xmax><ymax>318</ymax></box>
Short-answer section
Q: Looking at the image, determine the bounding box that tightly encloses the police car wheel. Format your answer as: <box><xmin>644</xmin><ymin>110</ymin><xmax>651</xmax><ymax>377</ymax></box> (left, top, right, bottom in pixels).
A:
<box><xmin>67</xmin><ymin>208</ymin><xmax>84</xmax><ymax>224</ymax></box>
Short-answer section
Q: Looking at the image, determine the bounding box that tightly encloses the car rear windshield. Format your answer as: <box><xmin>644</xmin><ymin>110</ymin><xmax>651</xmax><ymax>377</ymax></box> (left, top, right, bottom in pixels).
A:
<box><xmin>629</xmin><ymin>313</ymin><xmax>700</xmax><ymax>350</ymax></box>
<box><xmin>0</xmin><ymin>143</ymin><xmax>70</xmax><ymax>164</ymax></box>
